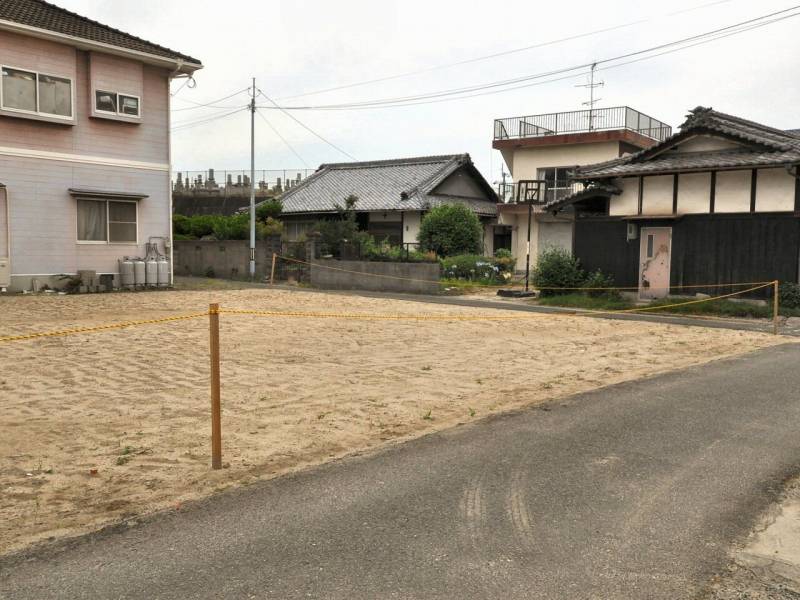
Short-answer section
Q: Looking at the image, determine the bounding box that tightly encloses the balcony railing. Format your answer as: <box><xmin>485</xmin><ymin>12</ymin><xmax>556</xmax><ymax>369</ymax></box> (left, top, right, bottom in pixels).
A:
<box><xmin>493</xmin><ymin>106</ymin><xmax>672</xmax><ymax>142</ymax></box>
<box><xmin>498</xmin><ymin>181</ymin><xmax>584</xmax><ymax>204</ymax></box>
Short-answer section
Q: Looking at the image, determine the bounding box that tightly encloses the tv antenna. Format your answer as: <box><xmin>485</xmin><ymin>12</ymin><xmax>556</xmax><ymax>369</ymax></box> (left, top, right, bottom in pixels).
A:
<box><xmin>575</xmin><ymin>62</ymin><xmax>604</xmax><ymax>130</ymax></box>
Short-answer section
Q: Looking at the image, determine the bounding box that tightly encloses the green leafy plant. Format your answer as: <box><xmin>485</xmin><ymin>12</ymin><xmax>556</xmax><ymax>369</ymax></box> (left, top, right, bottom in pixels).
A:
<box><xmin>531</xmin><ymin>247</ymin><xmax>586</xmax><ymax>296</ymax></box>
<box><xmin>582</xmin><ymin>269</ymin><xmax>620</xmax><ymax>299</ymax></box>
<box><xmin>779</xmin><ymin>282</ymin><xmax>800</xmax><ymax>309</ymax></box>
<box><xmin>255</xmin><ymin>199</ymin><xmax>283</xmax><ymax>222</ymax></box>
<box><xmin>418</xmin><ymin>204</ymin><xmax>483</xmax><ymax>257</ymax></box>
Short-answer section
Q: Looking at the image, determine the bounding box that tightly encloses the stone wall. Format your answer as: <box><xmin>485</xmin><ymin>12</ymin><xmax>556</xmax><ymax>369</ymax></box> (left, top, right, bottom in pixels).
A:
<box><xmin>173</xmin><ymin>237</ymin><xmax>282</xmax><ymax>280</ymax></box>
<box><xmin>310</xmin><ymin>259</ymin><xmax>440</xmax><ymax>295</ymax></box>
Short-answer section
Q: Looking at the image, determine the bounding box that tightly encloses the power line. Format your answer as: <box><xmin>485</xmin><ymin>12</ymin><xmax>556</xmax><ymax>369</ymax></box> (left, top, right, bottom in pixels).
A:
<box><xmin>171</xmin><ymin>107</ymin><xmax>247</xmax><ymax>132</ymax></box>
<box><xmin>171</xmin><ymin>87</ymin><xmax>251</xmax><ymax>112</ymax></box>
<box><xmin>273</xmin><ymin>10</ymin><xmax>797</xmax><ymax>113</ymax></box>
<box><xmin>259</xmin><ymin>6</ymin><xmax>799</xmax><ymax>111</ymax></box>
<box><xmin>257</xmin><ymin>88</ymin><xmax>358</xmax><ymax>161</ymax></box>
<box><xmin>276</xmin><ymin>0</ymin><xmax>734</xmax><ymax>101</ymax></box>
<box><xmin>254</xmin><ymin>109</ymin><xmax>310</xmax><ymax>168</ymax></box>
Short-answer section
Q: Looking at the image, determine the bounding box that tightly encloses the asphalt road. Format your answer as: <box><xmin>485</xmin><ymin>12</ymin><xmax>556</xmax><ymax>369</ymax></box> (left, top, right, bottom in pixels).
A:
<box><xmin>3</xmin><ymin>343</ymin><xmax>800</xmax><ymax>599</ymax></box>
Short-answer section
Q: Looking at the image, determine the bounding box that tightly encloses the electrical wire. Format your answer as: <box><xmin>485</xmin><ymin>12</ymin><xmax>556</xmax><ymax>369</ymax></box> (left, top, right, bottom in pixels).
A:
<box><xmin>257</xmin><ymin>89</ymin><xmax>358</xmax><ymax>160</ymax></box>
<box><xmin>254</xmin><ymin>109</ymin><xmax>311</xmax><ymax>168</ymax></box>
<box><xmin>171</xmin><ymin>107</ymin><xmax>248</xmax><ymax>132</ymax></box>
<box><xmin>276</xmin><ymin>0</ymin><xmax>734</xmax><ymax>101</ymax></box>
<box><xmin>259</xmin><ymin>6</ymin><xmax>800</xmax><ymax>111</ymax></box>
<box><xmin>265</xmin><ymin>11</ymin><xmax>799</xmax><ymax>113</ymax></box>
<box><xmin>171</xmin><ymin>87</ymin><xmax>251</xmax><ymax>112</ymax></box>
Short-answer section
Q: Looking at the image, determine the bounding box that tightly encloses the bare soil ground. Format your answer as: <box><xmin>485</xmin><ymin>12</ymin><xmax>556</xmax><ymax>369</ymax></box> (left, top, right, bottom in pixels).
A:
<box><xmin>0</xmin><ymin>285</ymin><xmax>789</xmax><ymax>555</ymax></box>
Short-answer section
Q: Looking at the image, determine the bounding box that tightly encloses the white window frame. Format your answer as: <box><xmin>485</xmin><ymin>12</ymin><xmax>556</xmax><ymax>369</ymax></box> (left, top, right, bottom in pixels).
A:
<box><xmin>76</xmin><ymin>199</ymin><xmax>139</xmax><ymax>245</ymax></box>
<box><xmin>94</xmin><ymin>89</ymin><xmax>141</xmax><ymax>119</ymax></box>
<box><xmin>0</xmin><ymin>64</ymin><xmax>74</xmax><ymax>121</ymax></box>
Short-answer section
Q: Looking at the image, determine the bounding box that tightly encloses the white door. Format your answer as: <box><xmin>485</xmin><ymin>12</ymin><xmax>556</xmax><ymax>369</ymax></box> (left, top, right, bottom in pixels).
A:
<box><xmin>639</xmin><ymin>227</ymin><xmax>671</xmax><ymax>299</ymax></box>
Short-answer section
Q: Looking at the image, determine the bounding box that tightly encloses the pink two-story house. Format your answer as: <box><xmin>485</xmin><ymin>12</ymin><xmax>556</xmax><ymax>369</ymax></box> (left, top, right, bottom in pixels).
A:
<box><xmin>0</xmin><ymin>0</ymin><xmax>202</xmax><ymax>292</ymax></box>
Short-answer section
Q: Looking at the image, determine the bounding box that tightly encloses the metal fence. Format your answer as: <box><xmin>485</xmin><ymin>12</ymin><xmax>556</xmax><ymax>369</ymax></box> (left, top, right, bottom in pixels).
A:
<box><xmin>172</xmin><ymin>169</ymin><xmax>315</xmax><ymax>197</ymax></box>
<box><xmin>493</xmin><ymin>106</ymin><xmax>672</xmax><ymax>142</ymax></box>
<box><xmin>498</xmin><ymin>181</ymin><xmax>584</xmax><ymax>204</ymax></box>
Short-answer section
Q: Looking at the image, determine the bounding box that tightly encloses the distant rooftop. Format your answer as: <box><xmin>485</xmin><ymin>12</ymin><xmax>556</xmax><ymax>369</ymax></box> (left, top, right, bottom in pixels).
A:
<box><xmin>493</xmin><ymin>106</ymin><xmax>672</xmax><ymax>145</ymax></box>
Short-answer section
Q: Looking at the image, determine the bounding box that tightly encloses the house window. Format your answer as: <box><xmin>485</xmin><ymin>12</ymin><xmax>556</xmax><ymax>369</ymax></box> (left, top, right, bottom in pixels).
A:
<box><xmin>646</xmin><ymin>234</ymin><xmax>655</xmax><ymax>258</ymax></box>
<box><xmin>537</xmin><ymin>167</ymin><xmax>572</xmax><ymax>202</ymax></box>
<box><xmin>1</xmin><ymin>66</ymin><xmax>73</xmax><ymax>118</ymax></box>
<box><xmin>95</xmin><ymin>90</ymin><xmax>140</xmax><ymax>118</ymax></box>
<box><xmin>77</xmin><ymin>199</ymin><xmax>137</xmax><ymax>243</ymax></box>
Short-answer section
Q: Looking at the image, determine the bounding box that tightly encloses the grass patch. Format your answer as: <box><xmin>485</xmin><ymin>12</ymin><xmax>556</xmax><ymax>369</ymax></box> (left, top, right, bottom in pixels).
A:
<box><xmin>536</xmin><ymin>294</ymin><xmax>633</xmax><ymax>311</ymax></box>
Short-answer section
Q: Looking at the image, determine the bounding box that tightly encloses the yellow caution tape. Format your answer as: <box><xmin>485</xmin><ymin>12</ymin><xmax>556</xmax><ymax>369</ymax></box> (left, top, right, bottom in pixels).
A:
<box><xmin>0</xmin><ymin>312</ymin><xmax>207</xmax><ymax>344</ymax></box>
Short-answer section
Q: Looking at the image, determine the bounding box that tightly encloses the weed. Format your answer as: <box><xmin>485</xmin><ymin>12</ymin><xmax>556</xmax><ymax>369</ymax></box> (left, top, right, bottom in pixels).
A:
<box><xmin>469</xmin><ymin>407</ymin><xmax>476</xmax><ymax>417</ymax></box>
<box><xmin>116</xmin><ymin>455</ymin><xmax>131</xmax><ymax>466</ymax></box>
<box><xmin>422</xmin><ymin>410</ymin><xmax>433</xmax><ymax>421</ymax></box>
<box><xmin>120</xmin><ymin>446</ymin><xmax>134</xmax><ymax>456</ymax></box>
<box><xmin>421</xmin><ymin>366</ymin><xmax>432</xmax><ymax>371</ymax></box>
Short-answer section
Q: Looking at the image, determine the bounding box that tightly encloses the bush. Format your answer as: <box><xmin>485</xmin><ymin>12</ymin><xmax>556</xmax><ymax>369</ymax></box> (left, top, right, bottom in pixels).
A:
<box><xmin>531</xmin><ymin>247</ymin><xmax>585</xmax><ymax>296</ymax></box>
<box><xmin>315</xmin><ymin>194</ymin><xmax>359</xmax><ymax>257</ymax></box>
<box><xmin>258</xmin><ymin>216</ymin><xmax>284</xmax><ymax>238</ymax></box>
<box><xmin>418</xmin><ymin>204</ymin><xmax>483</xmax><ymax>257</ymax></box>
<box><xmin>779</xmin><ymin>282</ymin><xmax>800</xmax><ymax>309</ymax></box>
<box><xmin>493</xmin><ymin>248</ymin><xmax>516</xmax><ymax>275</ymax></box>
<box><xmin>582</xmin><ymin>269</ymin><xmax>619</xmax><ymax>299</ymax></box>
<box><xmin>172</xmin><ymin>213</ymin><xmax>283</xmax><ymax>241</ymax></box>
<box><xmin>440</xmin><ymin>254</ymin><xmax>511</xmax><ymax>284</ymax></box>
<box><xmin>256</xmin><ymin>199</ymin><xmax>283</xmax><ymax>222</ymax></box>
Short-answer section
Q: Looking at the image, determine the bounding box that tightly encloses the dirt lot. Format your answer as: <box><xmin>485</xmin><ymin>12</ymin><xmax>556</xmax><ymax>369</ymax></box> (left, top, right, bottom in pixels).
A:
<box><xmin>0</xmin><ymin>285</ymin><xmax>789</xmax><ymax>555</ymax></box>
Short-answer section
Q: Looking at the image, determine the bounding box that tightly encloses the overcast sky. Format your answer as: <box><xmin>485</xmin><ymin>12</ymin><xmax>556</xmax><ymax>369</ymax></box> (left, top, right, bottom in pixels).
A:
<box><xmin>57</xmin><ymin>0</ymin><xmax>800</xmax><ymax>185</ymax></box>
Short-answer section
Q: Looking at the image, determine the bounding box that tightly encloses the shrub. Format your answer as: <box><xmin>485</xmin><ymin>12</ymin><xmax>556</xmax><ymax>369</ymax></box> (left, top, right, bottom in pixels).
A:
<box><xmin>531</xmin><ymin>247</ymin><xmax>585</xmax><ymax>296</ymax></box>
<box><xmin>493</xmin><ymin>248</ymin><xmax>516</xmax><ymax>275</ymax></box>
<box><xmin>258</xmin><ymin>216</ymin><xmax>284</xmax><ymax>238</ymax></box>
<box><xmin>582</xmin><ymin>269</ymin><xmax>619</xmax><ymax>299</ymax></box>
<box><xmin>440</xmin><ymin>254</ymin><xmax>505</xmax><ymax>283</ymax></box>
<box><xmin>256</xmin><ymin>199</ymin><xmax>283</xmax><ymax>222</ymax></box>
<box><xmin>172</xmin><ymin>214</ymin><xmax>192</xmax><ymax>236</ymax></box>
<box><xmin>315</xmin><ymin>194</ymin><xmax>360</xmax><ymax>257</ymax></box>
<box><xmin>418</xmin><ymin>204</ymin><xmax>483</xmax><ymax>257</ymax></box>
<box><xmin>779</xmin><ymin>282</ymin><xmax>800</xmax><ymax>309</ymax></box>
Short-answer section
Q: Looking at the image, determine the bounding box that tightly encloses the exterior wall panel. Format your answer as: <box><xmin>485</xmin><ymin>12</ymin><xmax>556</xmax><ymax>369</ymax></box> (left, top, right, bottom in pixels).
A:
<box><xmin>714</xmin><ymin>170</ymin><xmax>751</xmax><ymax>213</ymax></box>
<box><xmin>676</xmin><ymin>172</ymin><xmax>711</xmax><ymax>214</ymax></box>
<box><xmin>511</xmin><ymin>141</ymin><xmax>621</xmax><ymax>180</ymax></box>
<box><xmin>756</xmin><ymin>168</ymin><xmax>794</xmax><ymax>212</ymax></box>
<box><xmin>642</xmin><ymin>175</ymin><xmax>673</xmax><ymax>215</ymax></box>
<box><xmin>609</xmin><ymin>178</ymin><xmax>639</xmax><ymax>216</ymax></box>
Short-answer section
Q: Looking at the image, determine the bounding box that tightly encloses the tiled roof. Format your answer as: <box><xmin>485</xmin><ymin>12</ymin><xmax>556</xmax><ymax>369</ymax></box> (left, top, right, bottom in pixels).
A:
<box><xmin>271</xmin><ymin>154</ymin><xmax>498</xmax><ymax>216</ymax></box>
<box><xmin>0</xmin><ymin>0</ymin><xmax>201</xmax><ymax>65</ymax></box>
<box><xmin>543</xmin><ymin>182</ymin><xmax>621</xmax><ymax>212</ymax></box>
<box><xmin>574</xmin><ymin>107</ymin><xmax>800</xmax><ymax>179</ymax></box>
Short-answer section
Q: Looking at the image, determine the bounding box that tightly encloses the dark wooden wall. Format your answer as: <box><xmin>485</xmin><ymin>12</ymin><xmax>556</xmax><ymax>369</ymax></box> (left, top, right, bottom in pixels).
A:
<box><xmin>574</xmin><ymin>214</ymin><xmax>800</xmax><ymax>294</ymax></box>
<box><xmin>574</xmin><ymin>218</ymin><xmax>639</xmax><ymax>287</ymax></box>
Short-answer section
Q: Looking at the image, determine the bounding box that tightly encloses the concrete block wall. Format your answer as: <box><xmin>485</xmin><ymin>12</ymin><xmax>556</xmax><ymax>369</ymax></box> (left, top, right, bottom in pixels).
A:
<box><xmin>310</xmin><ymin>259</ymin><xmax>440</xmax><ymax>295</ymax></box>
<box><xmin>173</xmin><ymin>237</ymin><xmax>282</xmax><ymax>280</ymax></box>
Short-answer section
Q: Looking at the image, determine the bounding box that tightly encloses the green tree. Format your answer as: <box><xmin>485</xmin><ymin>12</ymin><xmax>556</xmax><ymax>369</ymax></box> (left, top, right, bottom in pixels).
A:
<box><xmin>256</xmin><ymin>198</ymin><xmax>283</xmax><ymax>222</ymax></box>
<box><xmin>417</xmin><ymin>204</ymin><xmax>483</xmax><ymax>257</ymax></box>
<box><xmin>315</xmin><ymin>194</ymin><xmax>361</xmax><ymax>257</ymax></box>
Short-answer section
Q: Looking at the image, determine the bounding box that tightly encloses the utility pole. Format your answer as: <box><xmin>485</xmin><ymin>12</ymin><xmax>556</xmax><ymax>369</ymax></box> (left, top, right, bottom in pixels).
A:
<box><xmin>249</xmin><ymin>77</ymin><xmax>256</xmax><ymax>280</ymax></box>
<box><xmin>576</xmin><ymin>62</ymin><xmax>603</xmax><ymax>131</ymax></box>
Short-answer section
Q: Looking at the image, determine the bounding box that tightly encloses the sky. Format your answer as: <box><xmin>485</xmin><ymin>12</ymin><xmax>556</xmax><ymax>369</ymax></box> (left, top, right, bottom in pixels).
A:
<box><xmin>56</xmin><ymin>0</ymin><xmax>800</xmax><ymax>186</ymax></box>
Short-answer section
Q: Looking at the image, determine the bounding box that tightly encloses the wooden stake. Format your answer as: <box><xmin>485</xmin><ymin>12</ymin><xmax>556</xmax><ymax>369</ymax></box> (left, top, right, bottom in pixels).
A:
<box><xmin>270</xmin><ymin>253</ymin><xmax>277</xmax><ymax>286</ymax></box>
<box><xmin>773</xmin><ymin>280</ymin><xmax>780</xmax><ymax>336</ymax></box>
<box><xmin>209</xmin><ymin>303</ymin><xmax>222</xmax><ymax>469</ymax></box>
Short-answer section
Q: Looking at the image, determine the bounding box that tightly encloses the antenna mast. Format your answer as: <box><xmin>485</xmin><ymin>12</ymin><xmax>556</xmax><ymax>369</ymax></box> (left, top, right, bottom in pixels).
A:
<box><xmin>575</xmin><ymin>62</ymin><xmax>604</xmax><ymax>131</ymax></box>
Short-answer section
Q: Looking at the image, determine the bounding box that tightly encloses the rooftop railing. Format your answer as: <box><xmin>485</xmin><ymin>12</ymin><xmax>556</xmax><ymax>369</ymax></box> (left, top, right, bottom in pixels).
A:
<box><xmin>493</xmin><ymin>106</ymin><xmax>672</xmax><ymax>142</ymax></box>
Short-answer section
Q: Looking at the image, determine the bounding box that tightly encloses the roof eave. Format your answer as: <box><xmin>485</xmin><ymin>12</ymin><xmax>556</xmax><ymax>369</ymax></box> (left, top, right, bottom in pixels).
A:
<box><xmin>0</xmin><ymin>19</ymin><xmax>203</xmax><ymax>74</ymax></box>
